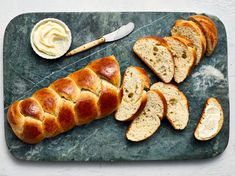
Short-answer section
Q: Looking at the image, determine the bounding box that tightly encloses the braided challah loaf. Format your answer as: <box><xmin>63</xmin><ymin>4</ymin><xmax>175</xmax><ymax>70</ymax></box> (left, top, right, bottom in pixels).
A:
<box><xmin>7</xmin><ymin>56</ymin><xmax>121</xmax><ymax>144</ymax></box>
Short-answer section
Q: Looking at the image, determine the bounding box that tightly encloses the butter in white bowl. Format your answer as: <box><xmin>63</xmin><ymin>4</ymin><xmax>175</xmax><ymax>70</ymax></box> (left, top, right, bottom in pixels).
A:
<box><xmin>30</xmin><ymin>18</ymin><xmax>72</xmax><ymax>59</ymax></box>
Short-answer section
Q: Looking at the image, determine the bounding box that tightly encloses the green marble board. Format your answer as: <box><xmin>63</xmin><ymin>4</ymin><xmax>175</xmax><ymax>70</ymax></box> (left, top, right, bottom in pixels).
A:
<box><xmin>3</xmin><ymin>12</ymin><xmax>229</xmax><ymax>161</ymax></box>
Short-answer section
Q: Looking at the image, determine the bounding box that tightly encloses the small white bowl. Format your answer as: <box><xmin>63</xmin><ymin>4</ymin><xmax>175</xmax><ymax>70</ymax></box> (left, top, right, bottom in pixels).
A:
<box><xmin>30</xmin><ymin>18</ymin><xmax>72</xmax><ymax>59</ymax></box>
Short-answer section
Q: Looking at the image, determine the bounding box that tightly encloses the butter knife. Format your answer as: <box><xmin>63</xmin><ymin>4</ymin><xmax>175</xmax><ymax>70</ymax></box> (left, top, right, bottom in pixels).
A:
<box><xmin>66</xmin><ymin>22</ymin><xmax>135</xmax><ymax>56</ymax></box>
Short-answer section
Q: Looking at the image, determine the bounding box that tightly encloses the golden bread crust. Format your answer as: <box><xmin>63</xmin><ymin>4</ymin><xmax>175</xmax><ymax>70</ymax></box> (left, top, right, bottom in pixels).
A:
<box><xmin>189</xmin><ymin>15</ymin><xmax>218</xmax><ymax>56</ymax></box>
<box><xmin>7</xmin><ymin>56</ymin><xmax>121</xmax><ymax>144</ymax></box>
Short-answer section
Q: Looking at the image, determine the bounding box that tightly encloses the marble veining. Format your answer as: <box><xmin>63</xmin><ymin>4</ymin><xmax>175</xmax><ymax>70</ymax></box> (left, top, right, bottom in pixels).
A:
<box><xmin>3</xmin><ymin>12</ymin><xmax>229</xmax><ymax>161</ymax></box>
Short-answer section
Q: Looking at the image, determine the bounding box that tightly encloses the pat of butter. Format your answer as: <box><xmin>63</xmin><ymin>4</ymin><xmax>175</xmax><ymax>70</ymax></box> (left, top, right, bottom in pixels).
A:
<box><xmin>31</xmin><ymin>18</ymin><xmax>71</xmax><ymax>59</ymax></box>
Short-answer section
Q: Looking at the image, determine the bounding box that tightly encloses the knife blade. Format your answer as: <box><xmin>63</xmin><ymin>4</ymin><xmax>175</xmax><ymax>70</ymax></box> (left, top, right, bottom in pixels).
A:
<box><xmin>66</xmin><ymin>22</ymin><xmax>135</xmax><ymax>56</ymax></box>
<box><xmin>103</xmin><ymin>22</ymin><xmax>135</xmax><ymax>42</ymax></box>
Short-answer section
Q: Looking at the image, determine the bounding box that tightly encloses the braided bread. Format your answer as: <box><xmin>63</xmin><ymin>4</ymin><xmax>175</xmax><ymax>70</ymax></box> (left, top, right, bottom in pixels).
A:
<box><xmin>7</xmin><ymin>56</ymin><xmax>121</xmax><ymax>144</ymax></box>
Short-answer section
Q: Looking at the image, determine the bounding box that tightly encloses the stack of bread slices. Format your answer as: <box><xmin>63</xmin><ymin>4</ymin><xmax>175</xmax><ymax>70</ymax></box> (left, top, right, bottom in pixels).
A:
<box><xmin>115</xmin><ymin>67</ymin><xmax>190</xmax><ymax>142</ymax></box>
<box><xmin>133</xmin><ymin>14</ymin><xmax>218</xmax><ymax>84</ymax></box>
<box><xmin>116</xmin><ymin>14</ymin><xmax>223</xmax><ymax>142</ymax></box>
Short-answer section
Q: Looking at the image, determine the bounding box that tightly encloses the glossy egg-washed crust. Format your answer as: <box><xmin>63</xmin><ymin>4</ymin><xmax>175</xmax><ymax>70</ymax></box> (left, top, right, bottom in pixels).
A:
<box><xmin>7</xmin><ymin>55</ymin><xmax>121</xmax><ymax>144</ymax></box>
<box><xmin>189</xmin><ymin>15</ymin><xmax>218</xmax><ymax>56</ymax></box>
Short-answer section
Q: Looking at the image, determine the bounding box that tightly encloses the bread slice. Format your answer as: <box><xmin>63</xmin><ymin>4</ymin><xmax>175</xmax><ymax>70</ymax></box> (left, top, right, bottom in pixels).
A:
<box><xmin>171</xmin><ymin>19</ymin><xmax>207</xmax><ymax>65</ymax></box>
<box><xmin>115</xmin><ymin>66</ymin><xmax>150</xmax><ymax>121</ymax></box>
<box><xmin>151</xmin><ymin>82</ymin><xmax>189</xmax><ymax>130</ymax></box>
<box><xmin>133</xmin><ymin>36</ymin><xmax>174</xmax><ymax>83</ymax></box>
<box><xmin>164</xmin><ymin>36</ymin><xmax>197</xmax><ymax>83</ymax></box>
<box><xmin>126</xmin><ymin>90</ymin><xmax>166</xmax><ymax>142</ymax></box>
<box><xmin>189</xmin><ymin>15</ymin><xmax>218</xmax><ymax>56</ymax></box>
<box><xmin>194</xmin><ymin>97</ymin><xmax>224</xmax><ymax>141</ymax></box>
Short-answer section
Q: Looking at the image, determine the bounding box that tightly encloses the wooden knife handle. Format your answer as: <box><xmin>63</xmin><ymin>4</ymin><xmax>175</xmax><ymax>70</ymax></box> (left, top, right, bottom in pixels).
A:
<box><xmin>66</xmin><ymin>37</ymin><xmax>105</xmax><ymax>56</ymax></box>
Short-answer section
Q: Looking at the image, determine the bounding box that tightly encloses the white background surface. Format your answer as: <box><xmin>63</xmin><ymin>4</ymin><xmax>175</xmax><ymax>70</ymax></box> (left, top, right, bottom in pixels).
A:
<box><xmin>0</xmin><ymin>0</ymin><xmax>235</xmax><ymax>175</ymax></box>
